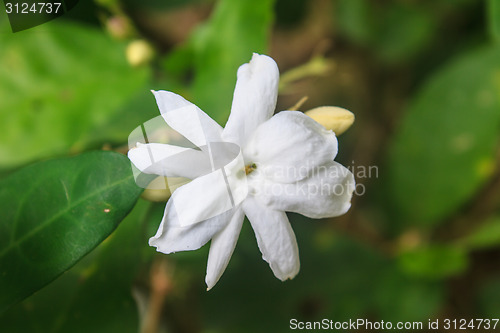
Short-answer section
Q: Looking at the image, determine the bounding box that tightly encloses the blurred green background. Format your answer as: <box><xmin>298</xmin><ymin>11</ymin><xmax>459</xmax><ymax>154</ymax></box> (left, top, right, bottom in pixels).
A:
<box><xmin>1</xmin><ymin>0</ymin><xmax>500</xmax><ymax>332</ymax></box>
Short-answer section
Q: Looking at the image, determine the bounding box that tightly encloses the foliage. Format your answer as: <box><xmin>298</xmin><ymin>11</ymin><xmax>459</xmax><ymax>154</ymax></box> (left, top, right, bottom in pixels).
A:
<box><xmin>0</xmin><ymin>21</ymin><xmax>149</xmax><ymax>168</ymax></box>
<box><xmin>0</xmin><ymin>151</ymin><xmax>144</xmax><ymax>312</ymax></box>
<box><xmin>1</xmin><ymin>0</ymin><xmax>500</xmax><ymax>332</ymax></box>
<box><xmin>388</xmin><ymin>45</ymin><xmax>500</xmax><ymax>227</ymax></box>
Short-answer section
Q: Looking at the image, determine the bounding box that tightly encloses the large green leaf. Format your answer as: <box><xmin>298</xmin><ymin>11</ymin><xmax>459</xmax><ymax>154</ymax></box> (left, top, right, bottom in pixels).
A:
<box><xmin>388</xmin><ymin>45</ymin><xmax>500</xmax><ymax>226</ymax></box>
<box><xmin>0</xmin><ymin>151</ymin><xmax>143</xmax><ymax>312</ymax></box>
<box><xmin>0</xmin><ymin>21</ymin><xmax>149</xmax><ymax>168</ymax></box>
<box><xmin>190</xmin><ymin>0</ymin><xmax>275</xmax><ymax>124</ymax></box>
<box><xmin>0</xmin><ymin>199</ymin><xmax>154</xmax><ymax>332</ymax></box>
<box><xmin>0</xmin><ymin>199</ymin><xmax>154</xmax><ymax>333</ymax></box>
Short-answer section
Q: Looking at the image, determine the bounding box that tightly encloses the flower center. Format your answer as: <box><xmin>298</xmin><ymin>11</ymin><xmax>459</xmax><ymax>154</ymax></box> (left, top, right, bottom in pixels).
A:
<box><xmin>244</xmin><ymin>163</ymin><xmax>257</xmax><ymax>175</ymax></box>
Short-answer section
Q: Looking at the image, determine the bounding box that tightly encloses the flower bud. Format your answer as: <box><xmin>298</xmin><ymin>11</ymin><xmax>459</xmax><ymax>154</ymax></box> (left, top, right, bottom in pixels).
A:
<box><xmin>141</xmin><ymin>176</ymin><xmax>190</xmax><ymax>202</ymax></box>
<box><xmin>305</xmin><ymin>106</ymin><xmax>354</xmax><ymax>135</ymax></box>
<box><xmin>106</xmin><ymin>16</ymin><xmax>133</xmax><ymax>40</ymax></box>
<box><xmin>126</xmin><ymin>39</ymin><xmax>155</xmax><ymax>67</ymax></box>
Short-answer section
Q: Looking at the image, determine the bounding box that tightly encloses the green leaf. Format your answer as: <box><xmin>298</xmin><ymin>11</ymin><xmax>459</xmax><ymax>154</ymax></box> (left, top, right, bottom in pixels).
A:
<box><xmin>489</xmin><ymin>0</ymin><xmax>500</xmax><ymax>42</ymax></box>
<box><xmin>0</xmin><ymin>151</ymin><xmax>143</xmax><ymax>312</ymax></box>
<box><xmin>388</xmin><ymin>45</ymin><xmax>500</xmax><ymax>226</ymax></box>
<box><xmin>398</xmin><ymin>245</ymin><xmax>468</xmax><ymax>279</ymax></box>
<box><xmin>190</xmin><ymin>0</ymin><xmax>275</xmax><ymax>124</ymax></box>
<box><xmin>0</xmin><ymin>21</ymin><xmax>149</xmax><ymax>168</ymax></box>
<box><xmin>0</xmin><ymin>199</ymin><xmax>154</xmax><ymax>333</ymax></box>
<box><xmin>335</xmin><ymin>1</ymin><xmax>435</xmax><ymax>62</ymax></box>
<box><xmin>460</xmin><ymin>217</ymin><xmax>500</xmax><ymax>250</ymax></box>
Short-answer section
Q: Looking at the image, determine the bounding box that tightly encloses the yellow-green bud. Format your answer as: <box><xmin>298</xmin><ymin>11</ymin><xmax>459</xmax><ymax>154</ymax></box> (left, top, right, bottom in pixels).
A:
<box><xmin>126</xmin><ymin>40</ymin><xmax>155</xmax><ymax>67</ymax></box>
<box><xmin>305</xmin><ymin>106</ymin><xmax>355</xmax><ymax>135</ymax></box>
<box><xmin>141</xmin><ymin>176</ymin><xmax>190</xmax><ymax>202</ymax></box>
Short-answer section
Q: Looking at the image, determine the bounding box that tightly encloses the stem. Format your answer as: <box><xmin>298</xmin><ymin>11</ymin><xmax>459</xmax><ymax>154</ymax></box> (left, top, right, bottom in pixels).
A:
<box><xmin>278</xmin><ymin>56</ymin><xmax>334</xmax><ymax>93</ymax></box>
<box><xmin>141</xmin><ymin>259</ymin><xmax>173</xmax><ymax>333</ymax></box>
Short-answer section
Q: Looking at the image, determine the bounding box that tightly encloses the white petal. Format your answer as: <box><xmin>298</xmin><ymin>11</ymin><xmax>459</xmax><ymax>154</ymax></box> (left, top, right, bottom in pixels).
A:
<box><xmin>222</xmin><ymin>54</ymin><xmax>279</xmax><ymax>146</ymax></box>
<box><xmin>205</xmin><ymin>207</ymin><xmax>245</xmax><ymax>290</ymax></box>
<box><xmin>244</xmin><ymin>111</ymin><xmax>338</xmax><ymax>183</ymax></box>
<box><xmin>149</xmin><ymin>168</ymin><xmax>239</xmax><ymax>252</ymax></box>
<box><xmin>152</xmin><ymin>90</ymin><xmax>223</xmax><ymax>147</ymax></box>
<box><xmin>255</xmin><ymin>162</ymin><xmax>355</xmax><ymax>219</ymax></box>
<box><xmin>149</xmin><ymin>206</ymin><xmax>234</xmax><ymax>254</ymax></box>
<box><xmin>168</xmin><ymin>169</ymin><xmax>236</xmax><ymax>227</ymax></box>
<box><xmin>243</xmin><ymin>196</ymin><xmax>300</xmax><ymax>281</ymax></box>
<box><xmin>128</xmin><ymin>143</ymin><xmax>212</xmax><ymax>179</ymax></box>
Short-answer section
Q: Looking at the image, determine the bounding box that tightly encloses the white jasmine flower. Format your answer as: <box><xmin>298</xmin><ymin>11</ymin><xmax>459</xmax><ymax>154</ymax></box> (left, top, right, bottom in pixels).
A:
<box><xmin>128</xmin><ymin>53</ymin><xmax>355</xmax><ymax>290</ymax></box>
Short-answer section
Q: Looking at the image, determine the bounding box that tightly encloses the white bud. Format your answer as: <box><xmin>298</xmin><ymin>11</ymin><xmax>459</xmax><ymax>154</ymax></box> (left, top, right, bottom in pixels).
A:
<box><xmin>305</xmin><ymin>106</ymin><xmax>354</xmax><ymax>135</ymax></box>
